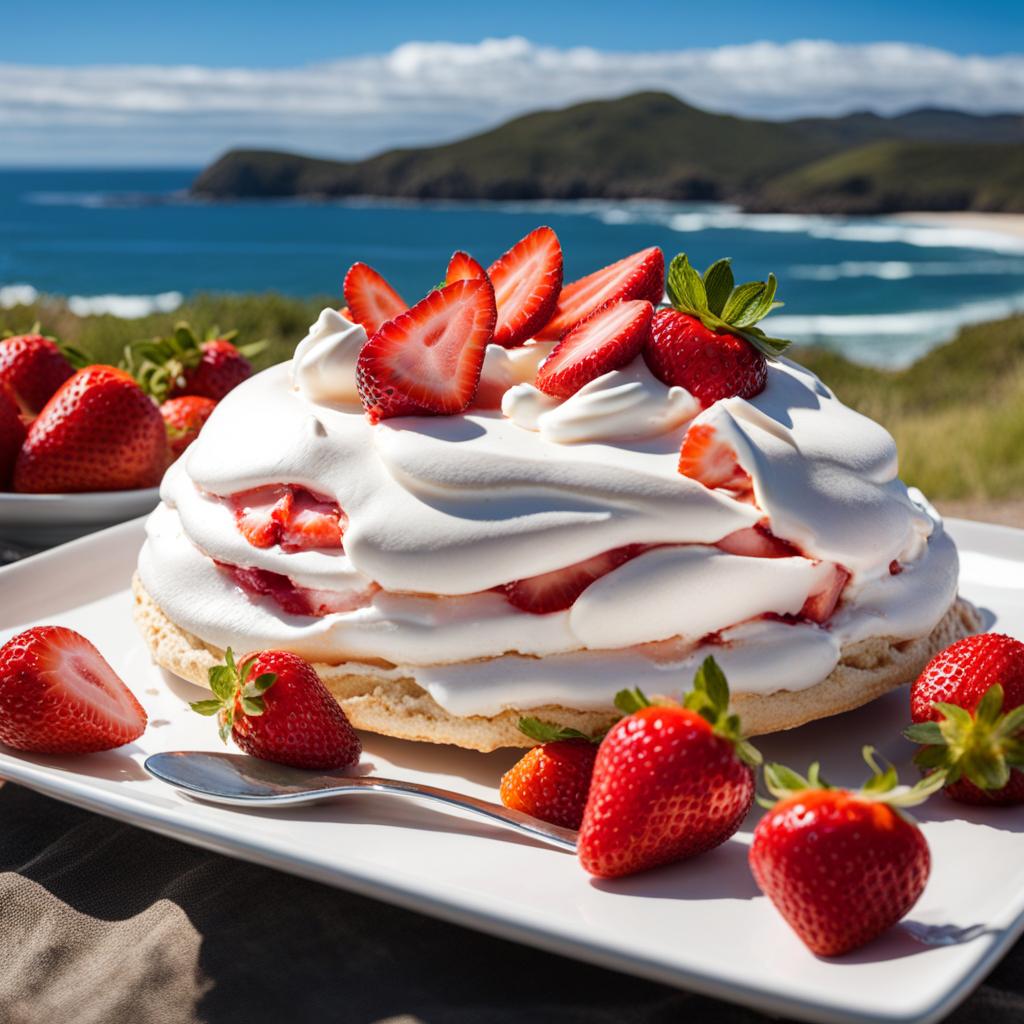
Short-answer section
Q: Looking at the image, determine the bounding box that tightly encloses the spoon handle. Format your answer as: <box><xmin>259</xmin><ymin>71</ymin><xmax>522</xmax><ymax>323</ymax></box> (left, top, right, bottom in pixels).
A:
<box><xmin>333</xmin><ymin>775</ymin><xmax>579</xmax><ymax>852</ymax></box>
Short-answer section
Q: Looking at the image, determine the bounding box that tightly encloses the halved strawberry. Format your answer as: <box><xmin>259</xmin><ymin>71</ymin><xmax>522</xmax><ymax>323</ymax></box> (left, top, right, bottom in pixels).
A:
<box><xmin>801</xmin><ymin>564</ymin><xmax>851</xmax><ymax>623</ymax></box>
<box><xmin>343</xmin><ymin>262</ymin><xmax>407</xmax><ymax>336</ymax></box>
<box><xmin>535</xmin><ymin>299</ymin><xmax>652</xmax><ymax>399</ymax></box>
<box><xmin>536</xmin><ymin>247</ymin><xmax>664</xmax><ymax>341</ymax></box>
<box><xmin>505</xmin><ymin>545</ymin><xmax>645</xmax><ymax>614</ymax></box>
<box><xmin>356</xmin><ymin>278</ymin><xmax>496</xmax><ymax>422</ymax></box>
<box><xmin>487</xmin><ymin>226</ymin><xmax>563</xmax><ymax>347</ymax></box>
<box><xmin>717</xmin><ymin>524</ymin><xmax>798</xmax><ymax>558</ymax></box>
<box><xmin>678</xmin><ymin>423</ymin><xmax>752</xmax><ymax>493</ymax></box>
<box><xmin>0</xmin><ymin>625</ymin><xmax>148</xmax><ymax>753</ymax></box>
<box><xmin>446</xmin><ymin>251</ymin><xmax>488</xmax><ymax>284</ymax></box>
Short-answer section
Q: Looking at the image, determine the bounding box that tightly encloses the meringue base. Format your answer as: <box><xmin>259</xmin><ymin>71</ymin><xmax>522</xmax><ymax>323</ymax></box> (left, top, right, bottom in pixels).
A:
<box><xmin>132</xmin><ymin>575</ymin><xmax>981</xmax><ymax>752</ymax></box>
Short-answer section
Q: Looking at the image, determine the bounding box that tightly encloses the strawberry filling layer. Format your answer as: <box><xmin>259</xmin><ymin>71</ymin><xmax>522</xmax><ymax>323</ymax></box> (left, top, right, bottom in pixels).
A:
<box><xmin>230</xmin><ymin>485</ymin><xmax>347</xmax><ymax>552</ymax></box>
<box><xmin>215</xmin><ymin>526</ymin><xmax>850</xmax><ymax>629</ymax></box>
<box><xmin>215</xmin><ymin>561</ymin><xmax>378</xmax><ymax>617</ymax></box>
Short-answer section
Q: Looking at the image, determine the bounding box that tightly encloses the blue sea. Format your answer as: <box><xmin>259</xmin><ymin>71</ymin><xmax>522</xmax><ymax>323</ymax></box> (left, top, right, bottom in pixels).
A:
<box><xmin>4</xmin><ymin>168</ymin><xmax>1024</xmax><ymax>367</ymax></box>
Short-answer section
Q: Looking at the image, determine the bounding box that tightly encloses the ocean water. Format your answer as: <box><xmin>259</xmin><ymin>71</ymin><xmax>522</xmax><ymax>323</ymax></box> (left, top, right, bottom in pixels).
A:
<box><xmin>4</xmin><ymin>168</ymin><xmax>1024</xmax><ymax>367</ymax></box>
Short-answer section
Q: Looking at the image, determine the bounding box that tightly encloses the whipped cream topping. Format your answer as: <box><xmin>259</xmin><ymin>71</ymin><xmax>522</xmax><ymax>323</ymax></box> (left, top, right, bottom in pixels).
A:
<box><xmin>139</xmin><ymin>307</ymin><xmax>960</xmax><ymax>718</ymax></box>
<box><xmin>291</xmin><ymin>308</ymin><xmax>367</xmax><ymax>405</ymax></box>
<box><xmin>503</xmin><ymin>360</ymin><xmax>700</xmax><ymax>444</ymax></box>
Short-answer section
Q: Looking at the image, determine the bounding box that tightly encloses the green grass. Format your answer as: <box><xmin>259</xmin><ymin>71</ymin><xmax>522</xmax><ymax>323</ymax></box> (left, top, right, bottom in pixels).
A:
<box><xmin>4</xmin><ymin>295</ymin><xmax>1023</xmax><ymax>501</ymax></box>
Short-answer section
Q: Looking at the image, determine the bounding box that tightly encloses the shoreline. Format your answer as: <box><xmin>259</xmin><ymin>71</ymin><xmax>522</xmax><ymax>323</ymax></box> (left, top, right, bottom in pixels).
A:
<box><xmin>889</xmin><ymin>211</ymin><xmax>1024</xmax><ymax>243</ymax></box>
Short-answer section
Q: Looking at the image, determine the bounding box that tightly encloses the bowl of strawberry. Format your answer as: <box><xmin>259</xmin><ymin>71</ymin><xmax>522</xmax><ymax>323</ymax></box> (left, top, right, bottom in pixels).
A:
<box><xmin>0</xmin><ymin>324</ymin><xmax>258</xmax><ymax>549</ymax></box>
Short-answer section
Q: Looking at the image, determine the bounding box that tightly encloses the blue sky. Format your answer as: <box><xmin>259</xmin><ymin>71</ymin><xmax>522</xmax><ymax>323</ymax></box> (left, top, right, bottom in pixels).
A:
<box><xmin>8</xmin><ymin>0</ymin><xmax>1024</xmax><ymax>63</ymax></box>
<box><xmin>3</xmin><ymin>2</ymin><xmax>1023</xmax><ymax>166</ymax></box>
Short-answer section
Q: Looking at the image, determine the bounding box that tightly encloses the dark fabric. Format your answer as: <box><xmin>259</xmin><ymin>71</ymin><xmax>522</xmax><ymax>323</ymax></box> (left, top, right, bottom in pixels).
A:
<box><xmin>0</xmin><ymin>783</ymin><xmax>1017</xmax><ymax>1024</ymax></box>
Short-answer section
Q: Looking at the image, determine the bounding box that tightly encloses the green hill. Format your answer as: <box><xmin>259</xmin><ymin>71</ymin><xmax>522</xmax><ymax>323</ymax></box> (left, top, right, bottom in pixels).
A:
<box><xmin>752</xmin><ymin>139</ymin><xmax>1024</xmax><ymax>214</ymax></box>
<box><xmin>192</xmin><ymin>92</ymin><xmax>1024</xmax><ymax>213</ymax></box>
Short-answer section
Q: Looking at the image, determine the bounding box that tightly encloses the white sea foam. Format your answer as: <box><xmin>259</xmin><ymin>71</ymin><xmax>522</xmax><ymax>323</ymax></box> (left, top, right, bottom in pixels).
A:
<box><xmin>0</xmin><ymin>284</ymin><xmax>39</xmax><ymax>308</ymax></box>
<box><xmin>790</xmin><ymin>259</ymin><xmax>1024</xmax><ymax>281</ymax></box>
<box><xmin>0</xmin><ymin>283</ymin><xmax>183</xmax><ymax>318</ymax></box>
<box><xmin>67</xmin><ymin>291</ymin><xmax>183</xmax><ymax>318</ymax></box>
<box><xmin>766</xmin><ymin>291</ymin><xmax>1024</xmax><ymax>366</ymax></box>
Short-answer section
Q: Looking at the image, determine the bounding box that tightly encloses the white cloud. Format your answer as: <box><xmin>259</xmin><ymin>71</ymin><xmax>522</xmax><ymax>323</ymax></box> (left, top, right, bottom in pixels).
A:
<box><xmin>4</xmin><ymin>37</ymin><xmax>1024</xmax><ymax>166</ymax></box>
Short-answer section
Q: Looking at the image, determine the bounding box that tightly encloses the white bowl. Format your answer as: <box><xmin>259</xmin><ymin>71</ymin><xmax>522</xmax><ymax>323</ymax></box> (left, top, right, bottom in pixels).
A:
<box><xmin>0</xmin><ymin>487</ymin><xmax>160</xmax><ymax>551</ymax></box>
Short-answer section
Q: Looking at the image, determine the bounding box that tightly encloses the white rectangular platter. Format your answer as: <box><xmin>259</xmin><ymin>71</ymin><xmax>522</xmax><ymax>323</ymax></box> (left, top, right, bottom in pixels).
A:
<box><xmin>0</xmin><ymin>517</ymin><xmax>1022</xmax><ymax>1024</ymax></box>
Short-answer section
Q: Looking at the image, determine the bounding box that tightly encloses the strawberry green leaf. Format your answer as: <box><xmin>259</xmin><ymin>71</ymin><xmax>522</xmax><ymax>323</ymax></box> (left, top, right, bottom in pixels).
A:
<box><xmin>732</xmin><ymin>325</ymin><xmax>792</xmax><ymax>358</ymax></box>
<box><xmin>702</xmin><ymin>258</ymin><xmax>734</xmax><ymax>316</ymax></box>
<box><xmin>208</xmin><ymin>665</ymin><xmax>236</xmax><ymax>703</ymax></box>
<box><xmin>904</xmin><ymin>721</ymin><xmax>944</xmax><ymax>744</ymax></box>
<box><xmin>253</xmin><ymin>672</ymin><xmax>277</xmax><ymax>693</ymax></box>
<box><xmin>666</xmin><ymin>254</ymin><xmax>708</xmax><ymax>315</ymax></box>
<box><xmin>614</xmin><ymin>688</ymin><xmax>652</xmax><ymax>715</ymax></box>
<box><xmin>517</xmin><ymin>716</ymin><xmax>592</xmax><ymax>744</ymax></box>
<box><xmin>241</xmin><ymin>696</ymin><xmax>266</xmax><ymax>717</ymax></box>
<box><xmin>190</xmin><ymin>699</ymin><xmax>222</xmax><ymax>716</ymax></box>
<box><xmin>721</xmin><ymin>281</ymin><xmax>768</xmax><ymax>327</ymax></box>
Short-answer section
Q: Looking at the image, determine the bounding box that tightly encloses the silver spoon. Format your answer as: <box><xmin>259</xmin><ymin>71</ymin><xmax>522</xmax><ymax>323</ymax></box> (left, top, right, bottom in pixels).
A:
<box><xmin>144</xmin><ymin>750</ymin><xmax>578</xmax><ymax>853</ymax></box>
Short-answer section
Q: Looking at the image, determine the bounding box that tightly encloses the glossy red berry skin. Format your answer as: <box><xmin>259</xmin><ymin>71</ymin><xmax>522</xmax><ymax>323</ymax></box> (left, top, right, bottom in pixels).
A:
<box><xmin>578</xmin><ymin>706</ymin><xmax>754</xmax><ymax>878</ymax></box>
<box><xmin>750</xmin><ymin>789</ymin><xmax>930</xmax><ymax>957</ymax></box>
<box><xmin>231</xmin><ymin>651</ymin><xmax>361</xmax><ymax>771</ymax></box>
<box><xmin>500</xmin><ymin>739</ymin><xmax>597</xmax><ymax>830</ymax></box>
<box><xmin>644</xmin><ymin>310</ymin><xmax>767</xmax><ymax>408</ymax></box>
<box><xmin>171</xmin><ymin>340</ymin><xmax>252</xmax><ymax>401</ymax></box>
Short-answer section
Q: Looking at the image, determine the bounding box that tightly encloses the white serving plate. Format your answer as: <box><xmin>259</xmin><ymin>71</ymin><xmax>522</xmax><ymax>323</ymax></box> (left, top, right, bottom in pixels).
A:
<box><xmin>0</xmin><ymin>487</ymin><xmax>160</xmax><ymax>549</ymax></box>
<box><xmin>0</xmin><ymin>516</ymin><xmax>1022</xmax><ymax>1024</ymax></box>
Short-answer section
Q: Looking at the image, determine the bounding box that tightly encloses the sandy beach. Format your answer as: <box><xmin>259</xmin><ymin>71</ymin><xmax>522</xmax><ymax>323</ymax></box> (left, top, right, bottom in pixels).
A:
<box><xmin>890</xmin><ymin>211</ymin><xmax>1024</xmax><ymax>242</ymax></box>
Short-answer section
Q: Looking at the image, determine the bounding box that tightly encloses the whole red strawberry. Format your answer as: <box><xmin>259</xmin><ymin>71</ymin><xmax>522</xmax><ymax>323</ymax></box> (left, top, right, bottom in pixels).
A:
<box><xmin>578</xmin><ymin>657</ymin><xmax>760</xmax><ymax>878</ymax></box>
<box><xmin>13</xmin><ymin>365</ymin><xmax>168</xmax><ymax>493</ymax></box>
<box><xmin>0</xmin><ymin>386</ymin><xmax>27</xmax><ymax>487</ymax></box>
<box><xmin>191</xmin><ymin>648</ymin><xmax>361</xmax><ymax>770</ymax></box>
<box><xmin>0</xmin><ymin>626</ymin><xmax>148</xmax><ymax>753</ymax></box>
<box><xmin>643</xmin><ymin>255</ymin><xmax>791</xmax><ymax>407</ymax></box>
<box><xmin>160</xmin><ymin>395</ymin><xmax>217</xmax><ymax>459</ymax></box>
<box><xmin>0</xmin><ymin>333</ymin><xmax>74</xmax><ymax>415</ymax></box>
<box><xmin>123</xmin><ymin>323</ymin><xmax>259</xmax><ymax>403</ymax></box>
<box><xmin>499</xmin><ymin>718</ymin><xmax>598</xmax><ymax>830</ymax></box>
<box><xmin>905</xmin><ymin>633</ymin><xmax>1024</xmax><ymax>805</ymax></box>
<box><xmin>175</xmin><ymin>338</ymin><xmax>251</xmax><ymax>400</ymax></box>
<box><xmin>750</xmin><ymin>751</ymin><xmax>938</xmax><ymax>957</ymax></box>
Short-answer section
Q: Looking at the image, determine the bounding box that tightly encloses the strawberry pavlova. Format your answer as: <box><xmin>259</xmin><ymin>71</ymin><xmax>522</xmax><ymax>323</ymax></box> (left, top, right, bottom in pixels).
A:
<box><xmin>134</xmin><ymin>228</ymin><xmax>979</xmax><ymax>750</ymax></box>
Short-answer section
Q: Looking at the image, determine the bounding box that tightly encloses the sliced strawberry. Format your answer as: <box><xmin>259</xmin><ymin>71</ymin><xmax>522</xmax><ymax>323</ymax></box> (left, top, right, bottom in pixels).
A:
<box><xmin>535</xmin><ymin>299</ymin><xmax>653</xmax><ymax>399</ymax></box>
<box><xmin>505</xmin><ymin>545</ymin><xmax>645</xmax><ymax>614</ymax></box>
<box><xmin>0</xmin><ymin>626</ymin><xmax>147</xmax><ymax>753</ymax></box>
<box><xmin>487</xmin><ymin>226</ymin><xmax>563</xmax><ymax>347</ymax></box>
<box><xmin>717</xmin><ymin>524</ymin><xmax>798</xmax><ymax>558</ymax></box>
<box><xmin>343</xmin><ymin>262</ymin><xmax>407</xmax><ymax>336</ymax></box>
<box><xmin>218</xmin><ymin>562</ymin><xmax>376</xmax><ymax>617</ymax></box>
<box><xmin>801</xmin><ymin>565</ymin><xmax>851</xmax><ymax>623</ymax></box>
<box><xmin>281</xmin><ymin>488</ymin><xmax>347</xmax><ymax>551</ymax></box>
<box><xmin>356</xmin><ymin>278</ymin><xmax>496</xmax><ymax>422</ymax></box>
<box><xmin>446</xmin><ymin>251</ymin><xmax>488</xmax><ymax>284</ymax></box>
<box><xmin>536</xmin><ymin>247</ymin><xmax>664</xmax><ymax>341</ymax></box>
<box><xmin>231</xmin><ymin>486</ymin><xmax>291</xmax><ymax>548</ymax></box>
<box><xmin>678</xmin><ymin>423</ymin><xmax>752</xmax><ymax>493</ymax></box>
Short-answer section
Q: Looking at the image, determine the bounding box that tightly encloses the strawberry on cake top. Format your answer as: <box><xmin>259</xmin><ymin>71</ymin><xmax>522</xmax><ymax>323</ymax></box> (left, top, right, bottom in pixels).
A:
<box><xmin>135</xmin><ymin>228</ymin><xmax>978</xmax><ymax>749</ymax></box>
